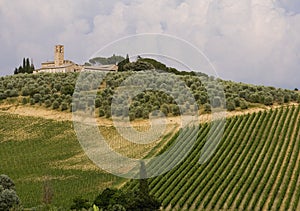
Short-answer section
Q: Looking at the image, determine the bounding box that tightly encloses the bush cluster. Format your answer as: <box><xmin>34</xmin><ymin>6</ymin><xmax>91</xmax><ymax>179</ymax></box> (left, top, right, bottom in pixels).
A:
<box><xmin>0</xmin><ymin>174</ymin><xmax>20</xmax><ymax>210</ymax></box>
<box><xmin>0</xmin><ymin>67</ymin><xmax>299</xmax><ymax>120</ymax></box>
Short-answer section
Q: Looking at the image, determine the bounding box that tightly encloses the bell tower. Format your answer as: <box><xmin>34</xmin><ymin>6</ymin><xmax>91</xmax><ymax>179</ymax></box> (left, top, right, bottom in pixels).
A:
<box><xmin>54</xmin><ymin>45</ymin><xmax>64</xmax><ymax>66</ymax></box>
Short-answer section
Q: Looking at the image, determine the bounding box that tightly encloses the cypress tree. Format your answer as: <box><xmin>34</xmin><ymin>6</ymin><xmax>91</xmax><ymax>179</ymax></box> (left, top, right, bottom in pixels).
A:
<box><xmin>14</xmin><ymin>58</ymin><xmax>35</xmax><ymax>74</ymax></box>
<box><xmin>22</xmin><ymin>58</ymin><xmax>25</xmax><ymax>70</ymax></box>
<box><xmin>134</xmin><ymin>161</ymin><xmax>161</xmax><ymax>211</ymax></box>
<box><xmin>139</xmin><ymin>161</ymin><xmax>149</xmax><ymax>196</ymax></box>
<box><xmin>26</xmin><ymin>58</ymin><xmax>30</xmax><ymax>73</ymax></box>
<box><xmin>18</xmin><ymin>65</ymin><xmax>23</xmax><ymax>74</ymax></box>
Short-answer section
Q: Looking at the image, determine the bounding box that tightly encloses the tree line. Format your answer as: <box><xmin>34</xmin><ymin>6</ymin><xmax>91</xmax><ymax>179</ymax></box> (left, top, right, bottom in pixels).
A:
<box><xmin>14</xmin><ymin>58</ymin><xmax>35</xmax><ymax>74</ymax></box>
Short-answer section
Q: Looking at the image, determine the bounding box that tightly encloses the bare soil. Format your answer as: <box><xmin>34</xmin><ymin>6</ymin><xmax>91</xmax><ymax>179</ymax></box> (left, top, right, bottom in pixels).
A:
<box><xmin>1</xmin><ymin>103</ymin><xmax>296</xmax><ymax>127</ymax></box>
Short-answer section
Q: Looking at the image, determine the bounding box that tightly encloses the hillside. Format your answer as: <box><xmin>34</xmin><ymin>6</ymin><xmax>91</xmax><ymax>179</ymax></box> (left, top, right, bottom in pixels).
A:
<box><xmin>1</xmin><ymin>70</ymin><xmax>300</xmax><ymax>210</ymax></box>
<box><xmin>125</xmin><ymin>105</ymin><xmax>300</xmax><ymax>211</ymax></box>
<box><xmin>0</xmin><ymin>112</ymin><xmax>119</xmax><ymax>208</ymax></box>
<box><xmin>2</xmin><ymin>105</ymin><xmax>299</xmax><ymax>210</ymax></box>
<box><xmin>0</xmin><ymin>111</ymin><xmax>177</xmax><ymax>208</ymax></box>
<box><xmin>0</xmin><ymin>70</ymin><xmax>299</xmax><ymax>121</ymax></box>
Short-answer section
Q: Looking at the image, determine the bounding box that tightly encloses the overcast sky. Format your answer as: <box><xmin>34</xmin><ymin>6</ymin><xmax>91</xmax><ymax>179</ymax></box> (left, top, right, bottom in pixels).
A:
<box><xmin>0</xmin><ymin>0</ymin><xmax>300</xmax><ymax>89</ymax></box>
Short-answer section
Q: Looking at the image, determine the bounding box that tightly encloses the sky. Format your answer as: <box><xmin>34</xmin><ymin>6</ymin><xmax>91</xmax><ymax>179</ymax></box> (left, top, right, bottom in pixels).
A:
<box><xmin>0</xmin><ymin>0</ymin><xmax>300</xmax><ymax>89</ymax></box>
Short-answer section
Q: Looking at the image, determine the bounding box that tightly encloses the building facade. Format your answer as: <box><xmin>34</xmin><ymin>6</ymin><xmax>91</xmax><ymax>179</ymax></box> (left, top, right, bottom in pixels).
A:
<box><xmin>35</xmin><ymin>45</ymin><xmax>118</xmax><ymax>73</ymax></box>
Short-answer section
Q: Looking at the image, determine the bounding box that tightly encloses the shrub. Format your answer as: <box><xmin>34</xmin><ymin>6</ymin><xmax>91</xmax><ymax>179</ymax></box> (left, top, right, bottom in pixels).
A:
<box><xmin>61</xmin><ymin>102</ymin><xmax>68</xmax><ymax>111</ymax></box>
<box><xmin>56</xmin><ymin>97</ymin><xmax>63</xmax><ymax>104</ymax></box>
<box><xmin>95</xmin><ymin>98</ymin><xmax>101</xmax><ymax>108</ymax></box>
<box><xmin>51</xmin><ymin>88</ymin><xmax>57</xmax><ymax>94</ymax></box>
<box><xmin>226</xmin><ymin>100</ymin><xmax>236</xmax><ymax>111</ymax></box>
<box><xmin>33</xmin><ymin>93</ymin><xmax>42</xmax><ymax>103</ymax></box>
<box><xmin>52</xmin><ymin>101</ymin><xmax>60</xmax><ymax>109</ymax></box>
<box><xmin>60</xmin><ymin>84</ymin><xmax>74</xmax><ymax>96</ymax></box>
<box><xmin>240</xmin><ymin>100</ymin><xmax>248</xmax><ymax>109</ymax></box>
<box><xmin>0</xmin><ymin>175</ymin><xmax>15</xmax><ymax>190</ymax></box>
<box><xmin>0</xmin><ymin>93</ymin><xmax>7</xmax><ymax>100</ymax></box>
<box><xmin>4</xmin><ymin>90</ymin><xmax>10</xmax><ymax>98</ymax></box>
<box><xmin>204</xmin><ymin>103</ymin><xmax>211</xmax><ymax>113</ymax></box>
<box><xmin>264</xmin><ymin>96</ymin><xmax>273</xmax><ymax>106</ymax></box>
<box><xmin>234</xmin><ymin>97</ymin><xmax>240</xmax><ymax>107</ymax></box>
<box><xmin>284</xmin><ymin>94</ymin><xmax>290</xmax><ymax>103</ymax></box>
<box><xmin>29</xmin><ymin>98</ymin><xmax>35</xmax><ymax>105</ymax></box>
<box><xmin>0</xmin><ymin>175</ymin><xmax>20</xmax><ymax>210</ymax></box>
<box><xmin>70</xmin><ymin>196</ymin><xmax>90</xmax><ymax>210</ymax></box>
<box><xmin>22</xmin><ymin>97</ymin><xmax>28</xmax><ymax>105</ymax></box>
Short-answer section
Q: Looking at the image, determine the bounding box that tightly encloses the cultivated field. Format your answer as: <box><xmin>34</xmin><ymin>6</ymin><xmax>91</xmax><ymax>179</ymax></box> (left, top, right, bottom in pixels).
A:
<box><xmin>1</xmin><ymin>104</ymin><xmax>300</xmax><ymax>210</ymax></box>
<box><xmin>0</xmin><ymin>112</ymin><xmax>176</xmax><ymax>208</ymax></box>
<box><xmin>126</xmin><ymin>105</ymin><xmax>300</xmax><ymax>211</ymax></box>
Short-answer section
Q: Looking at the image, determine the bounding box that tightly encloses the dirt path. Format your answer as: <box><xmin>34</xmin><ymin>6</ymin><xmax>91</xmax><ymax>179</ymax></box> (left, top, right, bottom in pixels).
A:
<box><xmin>1</xmin><ymin>103</ymin><xmax>297</xmax><ymax>127</ymax></box>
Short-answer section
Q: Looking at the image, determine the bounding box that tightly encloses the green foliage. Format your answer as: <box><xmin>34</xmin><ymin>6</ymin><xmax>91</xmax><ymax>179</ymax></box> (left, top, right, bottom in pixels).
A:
<box><xmin>1</xmin><ymin>65</ymin><xmax>300</xmax><ymax>120</ymax></box>
<box><xmin>31</xmin><ymin>204</ymin><xmax>64</xmax><ymax>211</ymax></box>
<box><xmin>14</xmin><ymin>58</ymin><xmax>35</xmax><ymax>74</ymax></box>
<box><xmin>29</xmin><ymin>98</ymin><xmax>35</xmax><ymax>105</ymax></box>
<box><xmin>204</xmin><ymin>103</ymin><xmax>211</xmax><ymax>113</ymax></box>
<box><xmin>240</xmin><ymin>99</ymin><xmax>248</xmax><ymax>109</ymax></box>
<box><xmin>226</xmin><ymin>100</ymin><xmax>236</xmax><ymax>111</ymax></box>
<box><xmin>123</xmin><ymin>60</ymin><xmax>155</xmax><ymax>71</ymax></box>
<box><xmin>61</xmin><ymin>102</ymin><xmax>68</xmax><ymax>111</ymax></box>
<box><xmin>94</xmin><ymin>188</ymin><xmax>119</xmax><ymax>209</ymax></box>
<box><xmin>93</xmin><ymin>161</ymin><xmax>160</xmax><ymax>211</ymax></box>
<box><xmin>86</xmin><ymin>55</ymin><xmax>125</xmax><ymax>66</ymax></box>
<box><xmin>33</xmin><ymin>93</ymin><xmax>42</xmax><ymax>103</ymax></box>
<box><xmin>0</xmin><ymin>175</ymin><xmax>15</xmax><ymax>190</ymax></box>
<box><xmin>117</xmin><ymin>54</ymin><xmax>130</xmax><ymax>72</ymax></box>
<box><xmin>70</xmin><ymin>196</ymin><xmax>90</xmax><ymax>210</ymax></box>
<box><xmin>52</xmin><ymin>100</ymin><xmax>60</xmax><ymax>109</ymax></box>
<box><xmin>137</xmin><ymin>57</ymin><xmax>198</xmax><ymax>76</ymax></box>
<box><xmin>0</xmin><ymin>175</ymin><xmax>20</xmax><ymax>210</ymax></box>
<box><xmin>22</xmin><ymin>97</ymin><xmax>28</xmax><ymax>105</ymax></box>
<box><xmin>264</xmin><ymin>95</ymin><xmax>273</xmax><ymax>105</ymax></box>
<box><xmin>45</xmin><ymin>99</ymin><xmax>52</xmax><ymax>108</ymax></box>
<box><xmin>107</xmin><ymin>204</ymin><xmax>126</xmax><ymax>211</ymax></box>
<box><xmin>60</xmin><ymin>84</ymin><xmax>74</xmax><ymax>96</ymax></box>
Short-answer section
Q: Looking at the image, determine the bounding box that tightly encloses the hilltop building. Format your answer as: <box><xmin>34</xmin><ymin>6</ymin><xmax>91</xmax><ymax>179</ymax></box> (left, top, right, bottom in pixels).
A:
<box><xmin>35</xmin><ymin>45</ymin><xmax>118</xmax><ymax>73</ymax></box>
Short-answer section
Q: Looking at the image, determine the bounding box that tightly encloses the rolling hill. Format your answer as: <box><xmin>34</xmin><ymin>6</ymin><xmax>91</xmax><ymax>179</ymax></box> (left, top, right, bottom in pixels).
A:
<box><xmin>125</xmin><ymin>105</ymin><xmax>300</xmax><ymax>211</ymax></box>
<box><xmin>1</xmin><ymin>104</ymin><xmax>300</xmax><ymax>210</ymax></box>
<box><xmin>1</xmin><ymin>69</ymin><xmax>300</xmax><ymax>210</ymax></box>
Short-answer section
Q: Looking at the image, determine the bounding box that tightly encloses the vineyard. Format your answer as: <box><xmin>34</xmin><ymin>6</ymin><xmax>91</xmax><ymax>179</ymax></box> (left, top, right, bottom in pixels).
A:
<box><xmin>125</xmin><ymin>105</ymin><xmax>300</xmax><ymax>211</ymax></box>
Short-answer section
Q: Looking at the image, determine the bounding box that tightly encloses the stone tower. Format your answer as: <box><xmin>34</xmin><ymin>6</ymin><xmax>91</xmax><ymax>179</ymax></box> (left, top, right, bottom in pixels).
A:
<box><xmin>54</xmin><ymin>45</ymin><xmax>64</xmax><ymax>66</ymax></box>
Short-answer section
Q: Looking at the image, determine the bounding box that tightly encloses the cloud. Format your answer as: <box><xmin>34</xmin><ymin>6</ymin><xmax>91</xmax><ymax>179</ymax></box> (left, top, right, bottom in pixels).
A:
<box><xmin>0</xmin><ymin>0</ymin><xmax>300</xmax><ymax>89</ymax></box>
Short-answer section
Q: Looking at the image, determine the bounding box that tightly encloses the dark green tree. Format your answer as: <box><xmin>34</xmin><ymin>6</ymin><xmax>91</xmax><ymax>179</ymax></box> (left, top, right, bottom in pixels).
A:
<box><xmin>26</xmin><ymin>58</ymin><xmax>30</xmax><ymax>73</ymax></box>
<box><xmin>117</xmin><ymin>54</ymin><xmax>130</xmax><ymax>72</ymax></box>
<box><xmin>70</xmin><ymin>196</ymin><xmax>90</xmax><ymax>210</ymax></box>
<box><xmin>94</xmin><ymin>188</ymin><xmax>118</xmax><ymax>209</ymax></box>
<box><xmin>22</xmin><ymin>58</ymin><xmax>26</xmax><ymax>72</ymax></box>
<box><xmin>123</xmin><ymin>60</ymin><xmax>155</xmax><ymax>72</ymax></box>
<box><xmin>14</xmin><ymin>58</ymin><xmax>35</xmax><ymax>74</ymax></box>
<box><xmin>131</xmin><ymin>161</ymin><xmax>160</xmax><ymax>211</ymax></box>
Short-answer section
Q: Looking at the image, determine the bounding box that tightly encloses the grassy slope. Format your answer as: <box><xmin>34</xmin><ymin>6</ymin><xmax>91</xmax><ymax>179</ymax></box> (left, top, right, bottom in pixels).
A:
<box><xmin>0</xmin><ymin>110</ymin><xmax>177</xmax><ymax>209</ymax></box>
<box><xmin>0</xmin><ymin>112</ymin><xmax>124</xmax><ymax>209</ymax></box>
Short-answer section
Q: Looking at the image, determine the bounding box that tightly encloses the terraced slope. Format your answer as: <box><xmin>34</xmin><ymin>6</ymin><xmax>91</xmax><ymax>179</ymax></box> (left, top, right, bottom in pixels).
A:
<box><xmin>126</xmin><ymin>105</ymin><xmax>300</xmax><ymax>211</ymax></box>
